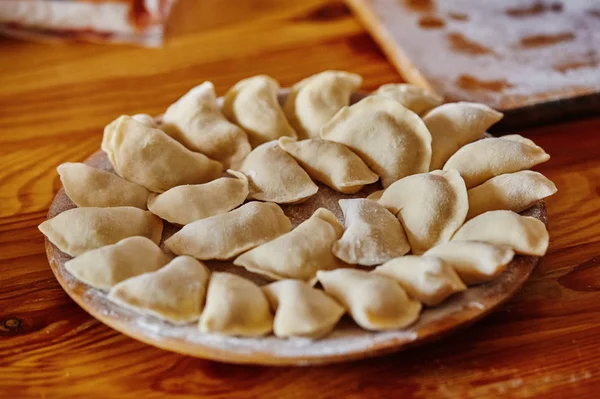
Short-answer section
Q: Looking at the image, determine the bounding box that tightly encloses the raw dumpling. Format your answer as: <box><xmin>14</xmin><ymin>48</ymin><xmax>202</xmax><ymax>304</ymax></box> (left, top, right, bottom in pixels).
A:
<box><xmin>374</xmin><ymin>256</ymin><xmax>466</xmax><ymax>306</ymax></box>
<box><xmin>147</xmin><ymin>170</ymin><xmax>249</xmax><ymax>225</ymax></box>
<box><xmin>199</xmin><ymin>272</ymin><xmax>273</xmax><ymax>336</ymax></box>
<box><xmin>58</xmin><ymin>162</ymin><xmax>150</xmax><ymax>209</ymax></box>
<box><xmin>332</xmin><ymin>199</ymin><xmax>410</xmax><ymax>265</ymax></box>
<box><xmin>425</xmin><ymin>241</ymin><xmax>515</xmax><ymax>285</ymax></box>
<box><xmin>467</xmin><ymin>170</ymin><xmax>557</xmax><ymax>219</ymax></box>
<box><xmin>378</xmin><ymin>170</ymin><xmax>468</xmax><ymax>254</ymax></box>
<box><xmin>284</xmin><ymin>70</ymin><xmax>362</xmax><ymax>139</ymax></box>
<box><xmin>131</xmin><ymin>113</ymin><xmax>157</xmax><ymax>127</ymax></box>
<box><xmin>424</xmin><ymin>102</ymin><xmax>503</xmax><ymax>170</ymax></box>
<box><xmin>321</xmin><ymin>95</ymin><xmax>432</xmax><ymax>187</ymax></box>
<box><xmin>222</xmin><ymin>75</ymin><xmax>296</xmax><ymax>147</ymax></box>
<box><xmin>452</xmin><ymin>210</ymin><xmax>549</xmax><ymax>256</ymax></box>
<box><xmin>102</xmin><ymin>115</ymin><xmax>222</xmax><ymax>193</ymax></box>
<box><xmin>160</xmin><ymin>82</ymin><xmax>251</xmax><ymax>169</ymax></box>
<box><xmin>443</xmin><ymin>136</ymin><xmax>550</xmax><ymax>189</ymax></box>
<box><xmin>108</xmin><ymin>256</ymin><xmax>210</xmax><ymax>324</ymax></box>
<box><xmin>64</xmin><ymin>236</ymin><xmax>169</xmax><ymax>291</ymax></box>
<box><xmin>366</xmin><ymin>189</ymin><xmax>384</xmax><ymax>201</ymax></box>
<box><xmin>278</xmin><ymin>137</ymin><xmax>378</xmax><ymax>194</ymax></box>
<box><xmin>262</xmin><ymin>280</ymin><xmax>345</xmax><ymax>338</ymax></box>
<box><xmin>373</xmin><ymin>83</ymin><xmax>443</xmax><ymax>115</ymax></box>
<box><xmin>234</xmin><ymin>208</ymin><xmax>346</xmax><ymax>282</ymax></box>
<box><xmin>501</xmin><ymin>134</ymin><xmax>539</xmax><ymax>147</ymax></box>
<box><xmin>239</xmin><ymin>141</ymin><xmax>318</xmax><ymax>203</ymax></box>
<box><xmin>39</xmin><ymin>207</ymin><xmax>163</xmax><ymax>257</ymax></box>
<box><xmin>317</xmin><ymin>269</ymin><xmax>422</xmax><ymax>331</ymax></box>
<box><xmin>165</xmin><ymin>201</ymin><xmax>291</xmax><ymax>260</ymax></box>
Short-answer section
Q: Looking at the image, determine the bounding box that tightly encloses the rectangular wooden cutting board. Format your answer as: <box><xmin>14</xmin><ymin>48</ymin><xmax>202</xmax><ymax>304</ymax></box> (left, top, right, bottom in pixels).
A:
<box><xmin>346</xmin><ymin>0</ymin><xmax>600</xmax><ymax>129</ymax></box>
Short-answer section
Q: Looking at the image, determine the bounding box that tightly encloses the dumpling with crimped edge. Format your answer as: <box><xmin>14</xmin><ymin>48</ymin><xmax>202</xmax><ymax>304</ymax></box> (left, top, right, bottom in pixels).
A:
<box><xmin>278</xmin><ymin>137</ymin><xmax>378</xmax><ymax>194</ymax></box>
<box><xmin>222</xmin><ymin>75</ymin><xmax>296</xmax><ymax>147</ymax></box>
<box><xmin>165</xmin><ymin>201</ymin><xmax>291</xmax><ymax>260</ymax></box>
<box><xmin>199</xmin><ymin>272</ymin><xmax>273</xmax><ymax>337</ymax></box>
<box><xmin>373</xmin><ymin>83</ymin><xmax>443</xmax><ymax>115</ymax></box>
<box><xmin>452</xmin><ymin>210</ymin><xmax>549</xmax><ymax>256</ymax></box>
<box><xmin>131</xmin><ymin>113</ymin><xmax>157</xmax><ymax>128</ymax></box>
<box><xmin>317</xmin><ymin>269</ymin><xmax>422</xmax><ymax>331</ymax></box>
<box><xmin>425</xmin><ymin>241</ymin><xmax>515</xmax><ymax>285</ymax></box>
<box><xmin>378</xmin><ymin>170</ymin><xmax>468</xmax><ymax>254</ymax></box>
<box><xmin>234</xmin><ymin>208</ymin><xmax>346</xmax><ymax>283</ymax></box>
<box><xmin>443</xmin><ymin>136</ymin><xmax>550</xmax><ymax>189</ymax></box>
<box><xmin>39</xmin><ymin>207</ymin><xmax>163</xmax><ymax>257</ymax></box>
<box><xmin>102</xmin><ymin>115</ymin><xmax>223</xmax><ymax>193</ymax></box>
<box><xmin>64</xmin><ymin>236</ymin><xmax>169</xmax><ymax>291</ymax></box>
<box><xmin>333</xmin><ymin>199</ymin><xmax>410</xmax><ymax>266</ymax></box>
<box><xmin>284</xmin><ymin>70</ymin><xmax>362</xmax><ymax>139</ymax></box>
<box><xmin>147</xmin><ymin>170</ymin><xmax>249</xmax><ymax>225</ymax></box>
<box><xmin>366</xmin><ymin>189</ymin><xmax>384</xmax><ymax>201</ymax></box>
<box><xmin>58</xmin><ymin>162</ymin><xmax>150</xmax><ymax>209</ymax></box>
<box><xmin>467</xmin><ymin>170</ymin><xmax>557</xmax><ymax>220</ymax></box>
<box><xmin>424</xmin><ymin>102</ymin><xmax>503</xmax><ymax>170</ymax></box>
<box><xmin>108</xmin><ymin>256</ymin><xmax>210</xmax><ymax>324</ymax></box>
<box><xmin>501</xmin><ymin>134</ymin><xmax>540</xmax><ymax>147</ymax></box>
<box><xmin>374</xmin><ymin>255</ymin><xmax>466</xmax><ymax>306</ymax></box>
<box><xmin>160</xmin><ymin>82</ymin><xmax>251</xmax><ymax>169</ymax></box>
<box><xmin>321</xmin><ymin>95</ymin><xmax>432</xmax><ymax>188</ymax></box>
<box><xmin>239</xmin><ymin>141</ymin><xmax>318</xmax><ymax>204</ymax></box>
<box><xmin>262</xmin><ymin>280</ymin><xmax>345</xmax><ymax>339</ymax></box>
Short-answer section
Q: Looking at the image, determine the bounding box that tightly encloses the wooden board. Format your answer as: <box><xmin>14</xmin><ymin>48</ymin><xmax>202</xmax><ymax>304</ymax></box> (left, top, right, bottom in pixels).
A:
<box><xmin>2</xmin><ymin>0</ymin><xmax>600</xmax><ymax>396</ymax></box>
<box><xmin>346</xmin><ymin>0</ymin><xmax>600</xmax><ymax>128</ymax></box>
<box><xmin>44</xmin><ymin>149</ymin><xmax>546</xmax><ymax>366</ymax></box>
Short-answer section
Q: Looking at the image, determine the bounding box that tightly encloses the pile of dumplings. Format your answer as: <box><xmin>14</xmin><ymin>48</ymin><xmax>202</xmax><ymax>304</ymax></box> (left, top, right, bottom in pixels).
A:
<box><xmin>39</xmin><ymin>71</ymin><xmax>557</xmax><ymax>340</ymax></box>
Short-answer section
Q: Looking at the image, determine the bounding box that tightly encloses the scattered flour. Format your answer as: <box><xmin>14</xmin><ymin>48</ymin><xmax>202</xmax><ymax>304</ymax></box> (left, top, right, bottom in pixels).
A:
<box><xmin>365</xmin><ymin>0</ymin><xmax>600</xmax><ymax>108</ymax></box>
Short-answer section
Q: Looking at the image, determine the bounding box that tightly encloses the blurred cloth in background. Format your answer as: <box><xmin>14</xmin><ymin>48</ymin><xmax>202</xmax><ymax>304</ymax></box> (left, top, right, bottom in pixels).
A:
<box><xmin>0</xmin><ymin>0</ymin><xmax>177</xmax><ymax>47</ymax></box>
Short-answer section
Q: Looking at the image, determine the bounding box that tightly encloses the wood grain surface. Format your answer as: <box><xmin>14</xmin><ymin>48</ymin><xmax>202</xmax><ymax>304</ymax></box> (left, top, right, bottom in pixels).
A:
<box><xmin>0</xmin><ymin>0</ymin><xmax>599</xmax><ymax>397</ymax></box>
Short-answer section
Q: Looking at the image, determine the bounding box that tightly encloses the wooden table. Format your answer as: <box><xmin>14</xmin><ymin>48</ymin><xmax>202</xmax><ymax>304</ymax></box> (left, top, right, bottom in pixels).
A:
<box><xmin>1</xmin><ymin>0</ymin><xmax>599</xmax><ymax>397</ymax></box>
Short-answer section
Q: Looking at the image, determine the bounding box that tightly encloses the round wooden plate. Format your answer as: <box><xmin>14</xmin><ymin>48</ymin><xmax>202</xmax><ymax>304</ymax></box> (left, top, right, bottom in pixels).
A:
<box><xmin>44</xmin><ymin>92</ymin><xmax>548</xmax><ymax>366</ymax></box>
